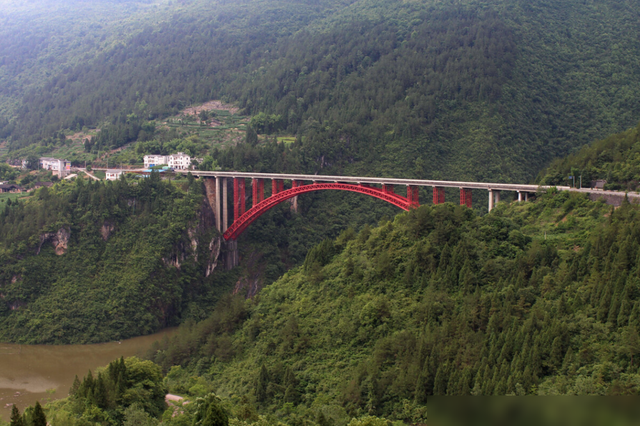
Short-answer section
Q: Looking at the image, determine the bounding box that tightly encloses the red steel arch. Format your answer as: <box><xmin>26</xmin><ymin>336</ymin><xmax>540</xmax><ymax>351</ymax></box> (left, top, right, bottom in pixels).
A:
<box><xmin>223</xmin><ymin>183</ymin><xmax>415</xmax><ymax>240</ymax></box>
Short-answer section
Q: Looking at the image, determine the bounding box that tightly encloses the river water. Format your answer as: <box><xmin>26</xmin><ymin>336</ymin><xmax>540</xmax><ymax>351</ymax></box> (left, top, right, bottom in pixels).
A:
<box><xmin>0</xmin><ymin>328</ymin><xmax>177</xmax><ymax>421</ymax></box>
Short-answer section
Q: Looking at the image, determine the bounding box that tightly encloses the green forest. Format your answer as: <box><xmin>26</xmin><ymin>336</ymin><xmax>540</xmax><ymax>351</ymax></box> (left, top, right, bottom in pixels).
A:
<box><xmin>7</xmin><ymin>188</ymin><xmax>640</xmax><ymax>425</ymax></box>
<box><xmin>2</xmin><ymin>0</ymin><xmax>640</xmax><ymax>184</ymax></box>
<box><xmin>0</xmin><ymin>174</ymin><xmax>229</xmax><ymax>343</ymax></box>
<box><xmin>540</xmin><ymin>121</ymin><xmax>640</xmax><ymax>191</ymax></box>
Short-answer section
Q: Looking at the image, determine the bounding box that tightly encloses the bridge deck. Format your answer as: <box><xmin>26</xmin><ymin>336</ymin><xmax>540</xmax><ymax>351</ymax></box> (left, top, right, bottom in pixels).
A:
<box><xmin>188</xmin><ymin>171</ymin><xmax>565</xmax><ymax>193</ymax></box>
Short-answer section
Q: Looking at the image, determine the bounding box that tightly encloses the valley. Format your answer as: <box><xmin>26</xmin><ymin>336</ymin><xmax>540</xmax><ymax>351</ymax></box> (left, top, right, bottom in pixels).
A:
<box><xmin>2</xmin><ymin>0</ymin><xmax>640</xmax><ymax>424</ymax></box>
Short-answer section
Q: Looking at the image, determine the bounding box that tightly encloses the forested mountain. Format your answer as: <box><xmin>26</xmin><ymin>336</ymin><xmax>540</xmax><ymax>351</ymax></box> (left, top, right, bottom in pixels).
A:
<box><xmin>12</xmin><ymin>188</ymin><xmax>640</xmax><ymax>425</ymax></box>
<box><xmin>132</xmin><ymin>191</ymin><xmax>640</xmax><ymax>423</ymax></box>
<box><xmin>540</xmin><ymin>121</ymin><xmax>640</xmax><ymax>191</ymax></box>
<box><xmin>2</xmin><ymin>0</ymin><xmax>640</xmax><ymax>183</ymax></box>
<box><xmin>4</xmin><ymin>0</ymin><xmax>640</xmax><ymax>422</ymax></box>
<box><xmin>0</xmin><ymin>175</ymin><xmax>228</xmax><ymax>344</ymax></box>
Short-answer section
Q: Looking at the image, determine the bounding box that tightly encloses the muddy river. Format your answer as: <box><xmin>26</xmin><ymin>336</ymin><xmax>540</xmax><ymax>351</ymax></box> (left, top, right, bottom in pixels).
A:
<box><xmin>0</xmin><ymin>328</ymin><xmax>177</xmax><ymax>421</ymax></box>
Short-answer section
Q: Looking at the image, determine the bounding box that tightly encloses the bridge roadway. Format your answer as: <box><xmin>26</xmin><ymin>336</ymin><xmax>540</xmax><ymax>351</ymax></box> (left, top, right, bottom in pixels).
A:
<box><xmin>187</xmin><ymin>171</ymin><xmax>567</xmax><ymax>193</ymax></box>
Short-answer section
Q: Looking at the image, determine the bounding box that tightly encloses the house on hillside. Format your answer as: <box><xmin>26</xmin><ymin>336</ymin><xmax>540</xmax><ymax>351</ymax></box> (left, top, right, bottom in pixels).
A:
<box><xmin>39</xmin><ymin>157</ymin><xmax>70</xmax><ymax>178</ymax></box>
<box><xmin>32</xmin><ymin>182</ymin><xmax>54</xmax><ymax>191</ymax></box>
<box><xmin>0</xmin><ymin>184</ymin><xmax>23</xmax><ymax>193</ymax></box>
<box><xmin>106</xmin><ymin>169</ymin><xmax>125</xmax><ymax>181</ymax></box>
<box><xmin>144</xmin><ymin>152</ymin><xmax>193</xmax><ymax>170</ymax></box>
<box><xmin>167</xmin><ymin>152</ymin><xmax>191</xmax><ymax>170</ymax></box>
<box><xmin>143</xmin><ymin>155</ymin><xmax>167</xmax><ymax>168</ymax></box>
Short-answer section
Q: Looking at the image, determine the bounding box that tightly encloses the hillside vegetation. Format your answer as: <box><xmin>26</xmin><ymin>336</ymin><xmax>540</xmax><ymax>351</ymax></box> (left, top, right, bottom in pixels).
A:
<box><xmin>114</xmin><ymin>191</ymin><xmax>640</xmax><ymax>425</ymax></box>
<box><xmin>0</xmin><ymin>174</ymin><xmax>234</xmax><ymax>344</ymax></box>
<box><xmin>540</xmin><ymin>121</ymin><xmax>640</xmax><ymax>191</ymax></box>
<box><xmin>2</xmin><ymin>0</ymin><xmax>640</xmax><ymax>183</ymax></box>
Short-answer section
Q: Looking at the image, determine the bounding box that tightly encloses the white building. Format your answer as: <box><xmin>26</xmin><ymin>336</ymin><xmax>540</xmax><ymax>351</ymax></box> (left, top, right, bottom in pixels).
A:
<box><xmin>144</xmin><ymin>152</ymin><xmax>193</xmax><ymax>170</ymax></box>
<box><xmin>143</xmin><ymin>155</ymin><xmax>167</xmax><ymax>169</ymax></box>
<box><xmin>39</xmin><ymin>157</ymin><xmax>70</xmax><ymax>178</ymax></box>
<box><xmin>105</xmin><ymin>169</ymin><xmax>125</xmax><ymax>181</ymax></box>
<box><xmin>167</xmin><ymin>152</ymin><xmax>191</xmax><ymax>170</ymax></box>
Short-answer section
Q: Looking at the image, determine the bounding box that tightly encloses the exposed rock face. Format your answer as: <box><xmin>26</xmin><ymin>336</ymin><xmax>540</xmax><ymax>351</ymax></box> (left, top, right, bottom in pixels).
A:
<box><xmin>37</xmin><ymin>227</ymin><xmax>70</xmax><ymax>255</ymax></box>
<box><xmin>100</xmin><ymin>222</ymin><xmax>115</xmax><ymax>241</ymax></box>
<box><xmin>206</xmin><ymin>237</ymin><xmax>222</xmax><ymax>277</ymax></box>
<box><xmin>188</xmin><ymin>227</ymin><xmax>198</xmax><ymax>262</ymax></box>
<box><xmin>53</xmin><ymin>227</ymin><xmax>70</xmax><ymax>255</ymax></box>
<box><xmin>10</xmin><ymin>301</ymin><xmax>24</xmax><ymax>310</ymax></box>
<box><xmin>232</xmin><ymin>251</ymin><xmax>263</xmax><ymax>298</ymax></box>
<box><xmin>163</xmin><ymin>253</ymin><xmax>184</xmax><ymax>269</ymax></box>
<box><xmin>161</xmin><ymin>195</ymin><xmax>223</xmax><ymax>277</ymax></box>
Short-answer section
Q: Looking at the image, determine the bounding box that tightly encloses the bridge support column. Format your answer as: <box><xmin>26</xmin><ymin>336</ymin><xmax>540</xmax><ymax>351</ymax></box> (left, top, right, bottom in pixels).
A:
<box><xmin>518</xmin><ymin>191</ymin><xmax>529</xmax><ymax>202</ymax></box>
<box><xmin>215</xmin><ymin>177</ymin><xmax>221</xmax><ymax>232</ymax></box>
<box><xmin>291</xmin><ymin>180</ymin><xmax>302</xmax><ymax>213</ymax></box>
<box><xmin>272</xmin><ymin>179</ymin><xmax>284</xmax><ymax>196</ymax></box>
<box><xmin>433</xmin><ymin>187</ymin><xmax>445</xmax><ymax>204</ymax></box>
<box><xmin>488</xmin><ymin>189</ymin><xmax>500</xmax><ymax>212</ymax></box>
<box><xmin>252</xmin><ymin>178</ymin><xmax>259</xmax><ymax>208</ymax></box>
<box><xmin>460</xmin><ymin>188</ymin><xmax>472</xmax><ymax>208</ymax></box>
<box><xmin>222</xmin><ymin>178</ymin><xmax>228</xmax><ymax>232</ymax></box>
<box><xmin>407</xmin><ymin>185</ymin><xmax>419</xmax><ymax>208</ymax></box>
<box><xmin>382</xmin><ymin>184</ymin><xmax>394</xmax><ymax>195</ymax></box>
<box><xmin>239</xmin><ymin>178</ymin><xmax>246</xmax><ymax>216</ymax></box>
<box><xmin>252</xmin><ymin>178</ymin><xmax>265</xmax><ymax>207</ymax></box>
<box><xmin>259</xmin><ymin>179</ymin><xmax>265</xmax><ymax>202</ymax></box>
<box><xmin>234</xmin><ymin>178</ymin><xmax>240</xmax><ymax>221</ymax></box>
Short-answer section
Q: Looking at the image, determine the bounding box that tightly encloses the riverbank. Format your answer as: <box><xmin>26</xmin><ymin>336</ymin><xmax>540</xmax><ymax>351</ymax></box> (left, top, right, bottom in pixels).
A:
<box><xmin>0</xmin><ymin>328</ymin><xmax>178</xmax><ymax>421</ymax></box>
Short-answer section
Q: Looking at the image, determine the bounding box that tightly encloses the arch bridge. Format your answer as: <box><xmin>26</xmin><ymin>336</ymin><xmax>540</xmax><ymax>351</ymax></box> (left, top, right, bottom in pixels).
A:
<box><xmin>186</xmin><ymin>171</ymin><xmax>553</xmax><ymax>246</ymax></box>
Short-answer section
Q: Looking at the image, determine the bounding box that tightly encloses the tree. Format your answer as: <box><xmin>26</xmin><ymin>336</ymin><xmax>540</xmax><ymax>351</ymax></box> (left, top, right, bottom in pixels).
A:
<box><xmin>69</xmin><ymin>375</ymin><xmax>81</xmax><ymax>397</ymax></box>
<box><xmin>32</xmin><ymin>402</ymin><xmax>46</xmax><ymax>426</ymax></box>
<box><xmin>245</xmin><ymin>125</ymin><xmax>258</xmax><ymax>146</ymax></box>
<box><xmin>25</xmin><ymin>155</ymin><xmax>39</xmax><ymax>171</ymax></box>
<box><xmin>255</xmin><ymin>364</ymin><xmax>269</xmax><ymax>403</ymax></box>
<box><xmin>123</xmin><ymin>403</ymin><xmax>157</xmax><ymax>426</ymax></box>
<box><xmin>192</xmin><ymin>393</ymin><xmax>228</xmax><ymax>426</ymax></box>
<box><xmin>10</xmin><ymin>405</ymin><xmax>23</xmax><ymax>426</ymax></box>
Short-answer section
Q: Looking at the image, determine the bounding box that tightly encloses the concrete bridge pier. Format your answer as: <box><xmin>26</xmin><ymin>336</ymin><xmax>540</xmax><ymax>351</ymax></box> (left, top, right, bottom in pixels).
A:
<box><xmin>223</xmin><ymin>178</ymin><xmax>228</xmax><ymax>232</ymax></box>
<box><xmin>517</xmin><ymin>191</ymin><xmax>529</xmax><ymax>202</ymax></box>
<box><xmin>215</xmin><ymin>177</ymin><xmax>222</xmax><ymax>232</ymax></box>
<box><xmin>290</xmin><ymin>180</ymin><xmax>301</xmax><ymax>213</ymax></box>
<box><xmin>488</xmin><ymin>189</ymin><xmax>500</xmax><ymax>212</ymax></box>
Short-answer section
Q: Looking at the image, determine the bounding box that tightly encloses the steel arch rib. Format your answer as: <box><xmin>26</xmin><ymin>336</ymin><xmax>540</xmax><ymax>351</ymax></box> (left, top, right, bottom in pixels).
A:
<box><xmin>223</xmin><ymin>183</ymin><xmax>412</xmax><ymax>240</ymax></box>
